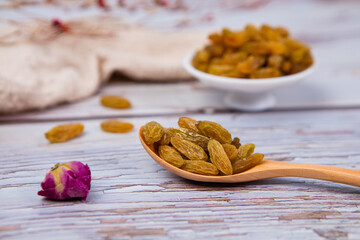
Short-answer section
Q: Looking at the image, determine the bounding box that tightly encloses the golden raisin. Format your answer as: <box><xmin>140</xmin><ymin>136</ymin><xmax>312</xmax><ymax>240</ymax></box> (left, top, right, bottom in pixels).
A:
<box><xmin>101</xmin><ymin>119</ymin><xmax>133</xmax><ymax>133</ymax></box>
<box><xmin>237</xmin><ymin>55</ymin><xmax>265</xmax><ymax>74</ymax></box>
<box><xmin>208</xmin><ymin>64</ymin><xmax>236</xmax><ymax>76</ymax></box>
<box><xmin>197</xmin><ymin>121</ymin><xmax>232</xmax><ymax>144</ymax></box>
<box><xmin>233</xmin><ymin>153</ymin><xmax>264</xmax><ymax>174</ymax></box>
<box><xmin>231</xmin><ymin>137</ymin><xmax>241</xmax><ymax>148</ymax></box>
<box><xmin>223</xmin><ymin>30</ymin><xmax>249</xmax><ymax>48</ymax></box>
<box><xmin>167</xmin><ymin>128</ymin><xmax>209</xmax><ymax>150</ymax></box>
<box><xmin>143</xmin><ymin>121</ymin><xmax>164</xmax><ymax>145</ymax></box>
<box><xmin>194</xmin><ymin>50</ymin><xmax>211</xmax><ymax>63</ymax></box>
<box><xmin>158</xmin><ymin>128</ymin><xmax>171</xmax><ymax>145</ymax></box>
<box><xmin>222</xmin><ymin>143</ymin><xmax>239</xmax><ymax>163</ymax></box>
<box><xmin>182</xmin><ymin>160</ymin><xmax>219</xmax><ymax>176</ymax></box>
<box><xmin>241</xmin><ymin>42</ymin><xmax>269</xmax><ymax>55</ymax></box>
<box><xmin>45</xmin><ymin>123</ymin><xmax>84</xmax><ymax>143</ymax></box>
<box><xmin>281</xmin><ymin>61</ymin><xmax>292</xmax><ymax>73</ymax></box>
<box><xmin>275</xmin><ymin>27</ymin><xmax>289</xmax><ymax>38</ymax></box>
<box><xmin>208</xmin><ymin>139</ymin><xmax>233</xmax><ymax>175</ymax></box>
<box><xmin>208</xmin><ymin>33</ymin><xmax>223</xmax><ymax>45</ymax></box>
<box><xmin>261</xmin><ymin>24</ymin><xmax>281</xmax><ymax>41</ymax></box>
<box><xmin>178</xmin><ymin>117</ymin><xmax>200</xmax><ymax>133</ymax></box>
<box><xmin>267</xmin><ymin>42</ymin><xmax>286</xmax><ymax>55</ymax></box>
<box><xmin>245</xmin><ymin>24</ymin><xmax>262</xmax><ymax>41</ymax></box>
<box><xmin>158</xmin><ymin>145</ymin><xmax>185</xmax><ymax>168</ymax></box>
<box><xmin>170</xmin><ymin>136</ymin><xmax>208</xmax><ymax>161</ymax></box>
<box><xmin>101</xmin><ymin>95</ymin><xmax>131</xmax><ymax>109</ymax></box>
<box><xmin>250</xmin><ymin>67</ymin><xmax>281</xmax><ymax>79</ymax></box>
<box><xmin>267</xmin><ymin>55</ymin><xmax>283</xmax><ymax>68</ymax></box>
<box><xmin>237</xmin><ymin>143</ymin><xmax>255</xmax><ymax>160</ymax></box>
<box><xmin>205</xmin><ymin>44</ymin><xmax>224</xmax><ymax>57</ymax></box>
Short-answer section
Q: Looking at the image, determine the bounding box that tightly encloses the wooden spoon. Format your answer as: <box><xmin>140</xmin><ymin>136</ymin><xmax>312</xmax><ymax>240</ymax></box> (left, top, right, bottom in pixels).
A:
<box><xmin>139</xmin><ymin>126</ymin><xmax>360</xmax><ymax>187</ymax></box>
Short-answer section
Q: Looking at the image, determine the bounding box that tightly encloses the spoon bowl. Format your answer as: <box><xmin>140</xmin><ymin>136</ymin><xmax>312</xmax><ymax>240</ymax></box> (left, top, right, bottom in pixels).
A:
<box><xmin>139</xmin><ymin>126</ymin><xmax>360</xmax><ymax>187</ymax></box>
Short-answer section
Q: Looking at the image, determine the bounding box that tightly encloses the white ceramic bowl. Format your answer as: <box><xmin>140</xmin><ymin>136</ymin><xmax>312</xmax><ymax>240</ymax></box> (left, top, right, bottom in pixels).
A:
<box><xmin>183</xmin><ymin>51</ymin><xmax>315</xmax><ymax>111</ymax></box>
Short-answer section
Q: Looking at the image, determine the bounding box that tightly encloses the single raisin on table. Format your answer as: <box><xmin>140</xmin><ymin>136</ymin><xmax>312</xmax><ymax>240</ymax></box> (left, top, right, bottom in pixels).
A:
<box><xmin>101</xmin><ymin>119</ymin><xmax>133</xmax><ymax>133</ymax></box>
<box><xmin>197</xmin><ymin>121</ymin><xmax>232</xmax><ymax>144</ymax></box>
<box><xmin>45</xmin><ymin>123</ymin><xmax>84</xmax><ymax>143</ymax></box>
<box><xmin>170</xmin><ymin>136</ymin><xmax>208</xmax><ymax>161</ymax></box>
<box><xmin>182</xmin><ymin>160</ymin><xmax>219</xmax><ymax>176</ymax></box>
<box><xmin>143</xmin><ymin>121</ymin><xmax>164</xmax><ymax>145</ymax></box>
<box><xmin>101</xmin><ymin>95</ymin><xmax>131</xmax><ymax>109</ymax></box>
<box><xmin>233</xmin><ymin>153</ymin><xmax>264</xmax><ymax>174</ymax></box>
<box><xmin>208</xmin><ymin>139</ymin><xmax>233</xmax><ymax>175</ymax></box>
<box><xmin>158</xmin><ymin>145</ymin><xmax>185</xmax><ymax>168</ymax></box>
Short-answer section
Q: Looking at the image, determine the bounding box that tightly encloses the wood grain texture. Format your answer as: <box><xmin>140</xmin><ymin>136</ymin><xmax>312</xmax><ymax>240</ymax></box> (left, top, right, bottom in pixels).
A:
<box><xmin>1</xmin><ymin>109</ymin><xmax>360</xmax><ymax>239</ymax></box>
<box><xmin>1</xmin><ymin>1</ymin><xmax>360</xmax><ymax>239</ymax></box>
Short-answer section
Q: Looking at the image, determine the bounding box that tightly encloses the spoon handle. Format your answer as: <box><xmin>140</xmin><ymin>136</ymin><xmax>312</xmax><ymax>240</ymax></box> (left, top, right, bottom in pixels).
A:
<box><xmin>259</xmin><ymin>160</ymin><xmax>360</xmax><ymax>187</ymax></box>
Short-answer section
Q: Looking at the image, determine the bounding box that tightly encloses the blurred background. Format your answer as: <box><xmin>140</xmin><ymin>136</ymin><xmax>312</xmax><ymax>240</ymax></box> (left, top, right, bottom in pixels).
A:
<box><xmin>0</xmin><ymin>0</ymin><xmax>360</xmax><ymax>119</ymax></box>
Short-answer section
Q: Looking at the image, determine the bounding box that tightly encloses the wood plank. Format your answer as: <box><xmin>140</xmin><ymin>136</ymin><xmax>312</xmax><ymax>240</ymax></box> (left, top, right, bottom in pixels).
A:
<box><xmin>2</xmin><ymin>65</ymin><xmax>360</xmax><ymax>122</ymax></box>
<box><xmin>1</xmin><ymin>109</ymin><xmax>360</xmax><ymax>239</ymax></box>
<box><xmin>0</xmin><ymin>82</ymin><xmax>227</xmax><ymax>122</ymax></box>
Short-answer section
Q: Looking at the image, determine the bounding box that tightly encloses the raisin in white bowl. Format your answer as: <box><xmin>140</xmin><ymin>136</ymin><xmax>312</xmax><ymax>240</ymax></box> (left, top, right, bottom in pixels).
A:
<box><xmin>183</xmin><ymin>51</ymin><xmax>315</xmax><ymax>111</ymax></box>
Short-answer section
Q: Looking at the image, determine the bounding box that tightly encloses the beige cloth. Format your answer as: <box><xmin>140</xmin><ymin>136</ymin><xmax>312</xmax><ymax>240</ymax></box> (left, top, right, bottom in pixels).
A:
<box><xmin>0</xmin><ymin>17</ymin><xmax>206</xmax><ymax>113</ymax></box>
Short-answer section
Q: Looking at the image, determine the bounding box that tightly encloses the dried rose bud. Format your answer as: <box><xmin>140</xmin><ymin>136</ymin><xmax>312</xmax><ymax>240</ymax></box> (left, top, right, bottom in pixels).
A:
<box><xmin>38</xmin><ymin>161</ymin><xmax>91</xmax><ymax>200</ymax></box>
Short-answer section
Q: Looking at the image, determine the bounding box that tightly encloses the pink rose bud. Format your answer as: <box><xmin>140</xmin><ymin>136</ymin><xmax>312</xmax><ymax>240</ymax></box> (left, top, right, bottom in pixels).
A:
<box><xmin>38</xmin><ymin>161</ymin><xmax>91</xmax><ymax>200</ymax></box>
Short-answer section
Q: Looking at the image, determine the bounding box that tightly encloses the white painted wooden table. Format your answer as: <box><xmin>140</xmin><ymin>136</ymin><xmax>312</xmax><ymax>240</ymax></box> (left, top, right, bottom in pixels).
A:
<box><xmin>1</xmin><ymin>109</ymin><xmax>360</xmax><ymax>240</ymax></box>
<box><xmin>1</xmin><ymin>1</ymin><xmax>360</xmax><ymax>239</ymax></box>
